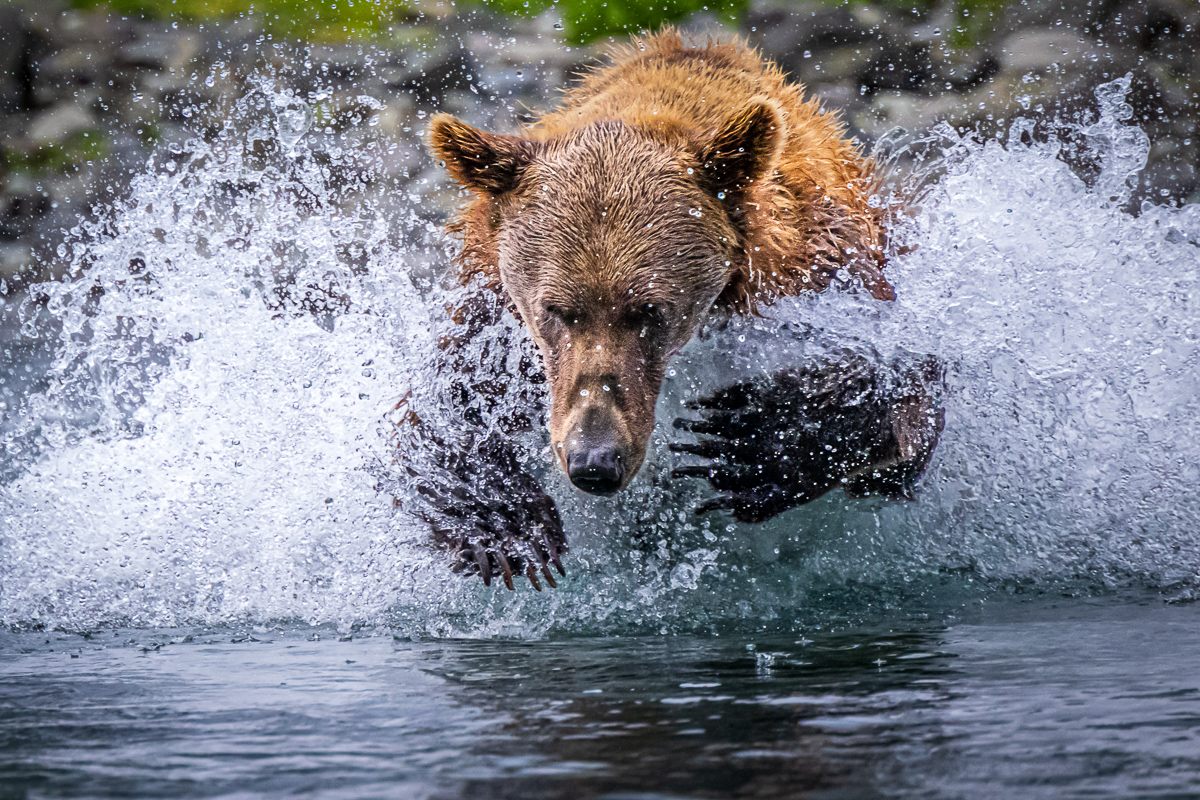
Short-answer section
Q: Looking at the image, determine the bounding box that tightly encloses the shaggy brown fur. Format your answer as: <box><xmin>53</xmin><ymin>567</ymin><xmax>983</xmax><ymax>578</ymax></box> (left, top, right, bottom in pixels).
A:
<box><xmin>434</xmin><ymin>30</ymin><xmax>893</xmax><ymax>315</ymax></box>
<box><xmin>427</xmin><ymin>30</ymin><xmax>910</xmax><ymax>499</ymax></box>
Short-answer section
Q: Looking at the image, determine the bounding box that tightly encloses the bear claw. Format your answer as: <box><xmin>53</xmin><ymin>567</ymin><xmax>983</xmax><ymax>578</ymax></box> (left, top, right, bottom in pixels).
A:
<box><xmin>671</xmin><ymin>360</ymin><xmax>942</xmax><ymax>523</ymax></box>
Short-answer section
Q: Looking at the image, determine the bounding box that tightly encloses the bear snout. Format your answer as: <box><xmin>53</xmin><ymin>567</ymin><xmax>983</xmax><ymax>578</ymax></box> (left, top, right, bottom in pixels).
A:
<box><xmin>556</xmin><ymin>400</ymin><xmax>639</xmax><ymax>496</ymax></box>
<box><xmin>565</xmin><ymin>444</ymin><xmax>624</xmax><ymax>496</ymax></box>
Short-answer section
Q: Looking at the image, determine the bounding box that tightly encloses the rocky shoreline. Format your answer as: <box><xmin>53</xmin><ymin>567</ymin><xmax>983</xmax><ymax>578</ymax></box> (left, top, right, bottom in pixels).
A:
<box><xmin>1</xmin><ymin>0</ymin><xmax>1196</xmax><ymax>288</ymax></box>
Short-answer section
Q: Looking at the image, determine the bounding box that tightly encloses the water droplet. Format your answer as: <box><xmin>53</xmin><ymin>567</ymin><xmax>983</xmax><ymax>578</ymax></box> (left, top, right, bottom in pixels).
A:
<box><xmin>277</xmin><ymin>102</ymin><xmax>312</xmax><ymax>154</ymax></box>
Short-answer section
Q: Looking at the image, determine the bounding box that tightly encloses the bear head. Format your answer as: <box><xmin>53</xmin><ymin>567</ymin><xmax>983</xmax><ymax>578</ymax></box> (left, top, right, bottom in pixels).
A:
<box><xmin>428</xmin><ymin>102</ymin><xmax>782</xmax><ymax>495</ymax></box>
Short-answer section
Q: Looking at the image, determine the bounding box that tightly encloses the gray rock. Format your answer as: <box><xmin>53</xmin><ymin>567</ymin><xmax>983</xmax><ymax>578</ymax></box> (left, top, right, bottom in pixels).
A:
<box><xmin>805</xmin><ymin>43</ymin><xmax>884</xmax><ymax>86</ymax></box>
<box><xmin>117</xmin><ymin>30</ymin><xmax>201</xmax><ymax>73</ymax></box>
<box><xmin>994</xmin><ymin>0</ymin><xmax>1109</xmax><ymax>36</ymax></box>
<box><xmin>135</xmin><ymin>69</ymin><xmax>201</xmax><ymax>100</ymax></box>
<box><xmin>26</xmin><ymin>103</ymin><xmax>96</xmax><ymax>145</ymax></box>
<box><xmin>853</xmin><ymin>90</ymin><xmax>942</xmax><ymax>139</ymax></box>
<box><xmin>0</xmin><ymin>244</ymin><xmax>36</xmax><ymax>281</ymax></box>
<box><xmin>1094</xmin><ymin>0</ymin><xmax>1200</xmax><ymax>56</ymax></box>
<box><xmin>808</xmin><ymin>83</ymin><xmax>860</xmax><ymax>116</ymax></box>
<box><xmin>54</xmin><ymin>6</ymin><xmax>125</xmax><ymax>46</ymax></box>
<box><xmin>997</xmin><ymin>29</ymin><xmax>1103</xmax><ymax>79</ymax></box>
<box><xmin>32</xmin><ymin>44</ymin><xmax>111</xmax><ymax>107</ymax></box>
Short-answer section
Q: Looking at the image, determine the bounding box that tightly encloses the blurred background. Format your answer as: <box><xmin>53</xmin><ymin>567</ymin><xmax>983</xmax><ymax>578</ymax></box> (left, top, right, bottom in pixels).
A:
<box><xmin>0</xmin><ymin>0</ymin><xmax>1196</xmax><ymax>293</ymax></box>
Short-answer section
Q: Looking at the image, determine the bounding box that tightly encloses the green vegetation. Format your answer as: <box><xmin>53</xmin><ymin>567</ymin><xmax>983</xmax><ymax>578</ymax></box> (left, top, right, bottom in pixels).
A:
<box><xmin>68</xmin><ymin>0</ymin><xmax>1010</xmax><ymax>46</ymax></box>
<box><xmin>68</xmin><ymin>0</ymin><xmax>412</xmax><ymax>43</ymax></box>
<box><xmin>2</xmin><ymin>131</ymin><xmax>108</xmax><ymax>177</ymax></box>
<box><xmin>67</xmin><ymin>0</ymin><xmax>744</xmax><ymax>45</ymax></box>
<box><xmin>482</xmin><ymin>0</ymin><xmax>744</xmax><ymax>44</ymax></box>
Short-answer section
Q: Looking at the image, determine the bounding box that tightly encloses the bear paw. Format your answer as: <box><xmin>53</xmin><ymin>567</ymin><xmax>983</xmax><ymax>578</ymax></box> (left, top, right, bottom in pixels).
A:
<box><xmin>446</xmin><ymin>521</ymin><xmax>567</xmax><ymax>592</ymax></box>
<box><xmin>670</xmin><ymin>358</ymin><xmax>941</xmax><ymax>523</ymax></box>
<box><xmin>415</xmin><ymin>455</ymin><xmax>568</xmax><ymax>591</ymax></box>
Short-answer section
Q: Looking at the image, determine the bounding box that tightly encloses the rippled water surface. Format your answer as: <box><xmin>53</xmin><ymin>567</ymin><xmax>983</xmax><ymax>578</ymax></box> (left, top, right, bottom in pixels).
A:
<box><xmin>1</xmin><ymin>46</ymin><xmax>1199</xmax><ymax>798</ymax></box>
<box><xmin>3</xmin><ymin>599</ymin><xmax>1199</xmax><ymax>799</ymax></box>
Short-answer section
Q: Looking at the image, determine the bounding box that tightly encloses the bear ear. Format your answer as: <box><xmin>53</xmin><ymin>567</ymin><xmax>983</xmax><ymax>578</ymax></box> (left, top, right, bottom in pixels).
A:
<box><xmin>427</xmin><ymin>114</ymin><xmax>536</xmax><ymax>195</ymax></box>
<box><xmin>696</xmin><ymin>100</ymin><xmax>783</xmax><ymax>201</ymax></box>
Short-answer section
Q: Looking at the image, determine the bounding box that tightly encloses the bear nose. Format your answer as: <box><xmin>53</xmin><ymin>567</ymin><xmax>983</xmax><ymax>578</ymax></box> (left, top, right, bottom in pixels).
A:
<box><xmin>566</xmin><ymin>446</ymin><xmax>624</xmax><ymax>496</ymax></box>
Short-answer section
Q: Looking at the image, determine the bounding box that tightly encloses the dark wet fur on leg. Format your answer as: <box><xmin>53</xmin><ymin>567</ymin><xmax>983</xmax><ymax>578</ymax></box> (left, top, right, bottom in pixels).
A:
<box><xmin>406</xmin><ymin>424</ymin><xmax>567</xmax><ymax>591</ymax></box>
<box><xmin>391</xmin><ymin>284</ymin><xmax>567</xmax><ymax>590</ymax></box>
<box><xmin>671</xmin><ymin>351</ymin><xmax>944</xmax><ymax>523</ymax></box>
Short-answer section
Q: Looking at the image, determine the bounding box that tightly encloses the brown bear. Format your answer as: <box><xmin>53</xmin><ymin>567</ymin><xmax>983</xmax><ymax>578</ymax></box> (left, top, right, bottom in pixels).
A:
<box><xmin>402</xmin><ymin>30</ymin><xmax>942</xmax><ymax>590</ymax></box>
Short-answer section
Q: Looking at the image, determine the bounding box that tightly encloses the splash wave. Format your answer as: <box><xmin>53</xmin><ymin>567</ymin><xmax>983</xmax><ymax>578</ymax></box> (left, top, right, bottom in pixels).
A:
<box><xmin>1</xmin><ymin>72</ymin><xmax>1198</xmax><ymax>635</ymax></box>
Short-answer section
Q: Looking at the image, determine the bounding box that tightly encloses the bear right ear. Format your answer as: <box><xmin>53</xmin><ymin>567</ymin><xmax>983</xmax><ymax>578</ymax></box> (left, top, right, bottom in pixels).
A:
<box><xmin>696</xmin><ymin>100</ymin><xmax>784</xmax><ymax>201</ymax></box>
<box><xmin>427</xmin><ymin>114</ymin><xmax>536</xmax><ymax>195</ymax></box>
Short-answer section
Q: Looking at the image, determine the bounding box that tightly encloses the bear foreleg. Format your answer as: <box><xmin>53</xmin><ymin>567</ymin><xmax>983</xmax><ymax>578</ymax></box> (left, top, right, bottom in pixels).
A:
<box><xmin>397</xmin><ymin>413</ymin><xmax>566</xmax><ymax>590</ymax></box>
<box><xmin>390</xmin><ymin>285</ymin><xmax>567</xmax><ymax>590</ymax></box>
<box><xmin>670</xmin><ymin>352</ymin><xmax>944</xmax><ymax>523</ymax></box>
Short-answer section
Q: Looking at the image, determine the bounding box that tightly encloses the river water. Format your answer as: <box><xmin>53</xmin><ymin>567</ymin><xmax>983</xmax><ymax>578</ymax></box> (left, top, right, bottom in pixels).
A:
<box><xmin>1</xmin><ymin>57</ymin><xmax>1199</xmax><ymax>797</ymax></box>
<box><xmin>2</xmin><ymin>599</ymin><xmax>1199</xmax><ymax>799</ymax></box>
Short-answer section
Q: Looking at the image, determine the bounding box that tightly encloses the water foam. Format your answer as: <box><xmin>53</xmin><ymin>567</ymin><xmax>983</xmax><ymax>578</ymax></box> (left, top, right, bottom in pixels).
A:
<box><xmin>1</xmin><ymin>72</ymin><xmax>1198</xmax><ymax>635</ymax></box>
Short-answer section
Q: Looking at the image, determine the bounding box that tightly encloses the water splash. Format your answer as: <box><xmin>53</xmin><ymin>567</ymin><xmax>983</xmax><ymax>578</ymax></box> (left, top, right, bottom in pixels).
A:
<box><xmin>1</xmin><ymin>74</ymin><xmax>1198</xmax><ymax>635</ymax></box>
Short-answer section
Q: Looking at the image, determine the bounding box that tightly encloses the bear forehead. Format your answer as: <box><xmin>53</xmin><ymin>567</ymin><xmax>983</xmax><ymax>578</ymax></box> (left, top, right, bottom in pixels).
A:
<box><xmin>525</xmin><ymin>123</ymin><xmax>702</xmax><ymax>205</ymax></box>
<box><xmin>503</xmin><ymin>130</ymin><xmax>727</xmax><ymax>265</ymax></box>
<box><xmin>512</xmin><ymin>242</ymin><xmax>731</xmax><ymax>319</ymax></box>
<box><xmin>500</xmin><ymin>202</ymin><xmax>728</xmax><ymax>303</ymax></box>
<box><xmin>498</xmin><ymin>123</ymin><xmax>732</xmax><ymax>306</ymax></box>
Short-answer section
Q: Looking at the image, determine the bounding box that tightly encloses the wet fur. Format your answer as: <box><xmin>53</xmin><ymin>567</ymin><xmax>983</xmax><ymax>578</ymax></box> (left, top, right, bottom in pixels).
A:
<box><xmin>437</xmin><ymin>30</ymin><xmax>894</xmax><ymax>315</ymax></box>
<box><xmin>415</xmin><ymin>31</ymin><xmax>942</xmax><ymax>588</ymax></box>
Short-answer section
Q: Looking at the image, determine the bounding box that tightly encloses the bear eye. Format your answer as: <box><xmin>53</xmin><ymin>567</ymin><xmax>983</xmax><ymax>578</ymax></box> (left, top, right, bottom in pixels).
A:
<box><xmin>543</xmin><ymin>304</ymin><xmax>579</xmax><ymax>326</ymax></box>
<box><xmin>631</xmin><ymin>303</ymin><xmax>667</xmax><ymax>328</ymax></box>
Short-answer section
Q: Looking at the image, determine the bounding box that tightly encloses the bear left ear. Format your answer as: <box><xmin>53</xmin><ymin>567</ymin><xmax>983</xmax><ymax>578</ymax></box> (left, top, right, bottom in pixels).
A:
<box><xmin>427</xmin><ymin>114</ymin><xmax>536</xmax><ymax>195</ymax></box>
<box><xmin>696</xmin><ymin>100</ymin><xmax>783</xmax><ymax>202</ymax></box>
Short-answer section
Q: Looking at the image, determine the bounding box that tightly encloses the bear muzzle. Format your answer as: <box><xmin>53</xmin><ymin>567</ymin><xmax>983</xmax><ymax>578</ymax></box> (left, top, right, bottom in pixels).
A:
<box><xmin>565</xmin><ymin>444</ymin><xmax>624</xmax><ymax>496</ymax></box>
<box><xmin>554</xmin><ymin>399</ymin><xmax>642</xmax><ymax>496</ymax></box>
